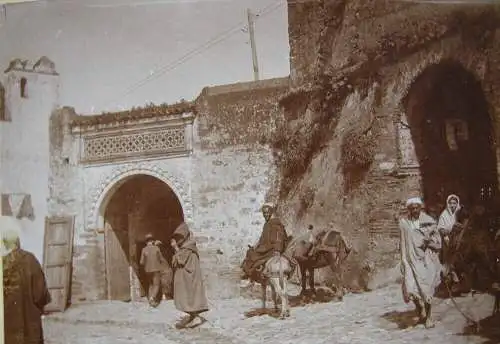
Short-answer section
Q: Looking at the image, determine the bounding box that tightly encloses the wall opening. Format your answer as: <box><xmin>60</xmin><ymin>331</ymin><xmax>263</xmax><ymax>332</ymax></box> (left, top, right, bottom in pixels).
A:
<box><xmin>102</xmin><ymin>174</ymin><xmax>184</xmax><ymax>301</ymax></box>
<box><xmin>404</xmin><ymin>59</ymin><xmax>498</xmax><ymax>215</ymax></box>
<box><xmin>20</xmin><ymin>77</ymin><xmax>27</xmax><ymax>98</ymax></box>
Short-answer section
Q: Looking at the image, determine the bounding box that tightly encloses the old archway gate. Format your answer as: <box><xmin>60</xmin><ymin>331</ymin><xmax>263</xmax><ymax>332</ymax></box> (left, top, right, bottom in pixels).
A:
<box><xmin>41</xmin><ymin>79</ymin><xmax>287</xmax><ymax>310</ymax></box>
<box><xmin>45</xmin><ymin>103</ymin><xmax>196</xmax><ymax>310</ymax></box>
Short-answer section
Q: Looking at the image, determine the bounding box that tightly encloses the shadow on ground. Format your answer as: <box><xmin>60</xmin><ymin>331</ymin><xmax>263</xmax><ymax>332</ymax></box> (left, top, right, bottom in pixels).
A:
<box><xmin>244</xmin><ymin>289</ymin><xmax>343</xmax><ymax>319</ymax></box>
<box><xmin>459</xmin><ymin>314</ymin><xmax>500</xmax><ymax>344</ymax></box>
<box><xmin>381</xmin><ymin>310</ymin><xmax>420</xmax><ymax>330</ymax></box>
<box><xmin>244</xmin><ymin>308</ymin><xmax>283</xmax><ymax>318</ymax></box>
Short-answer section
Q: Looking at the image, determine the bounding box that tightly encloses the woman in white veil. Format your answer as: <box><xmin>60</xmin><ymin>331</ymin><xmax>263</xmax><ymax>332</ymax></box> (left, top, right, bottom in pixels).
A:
<box><xmin>437</xmin><ymin>194</ymin><xmax>461</xmax><ymax>282</ymax></box>
<box><xmin>438</xmin><ymin>194</ymin><xmax>461</xmax><ymax>237</ymax></box>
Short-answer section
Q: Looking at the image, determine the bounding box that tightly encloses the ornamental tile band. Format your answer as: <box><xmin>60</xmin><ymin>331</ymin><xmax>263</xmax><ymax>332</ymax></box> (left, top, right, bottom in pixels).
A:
<box><xmin>82</xmin><ymin>127</ymin><xmax>186</xmax><ymax>163</ymax></box>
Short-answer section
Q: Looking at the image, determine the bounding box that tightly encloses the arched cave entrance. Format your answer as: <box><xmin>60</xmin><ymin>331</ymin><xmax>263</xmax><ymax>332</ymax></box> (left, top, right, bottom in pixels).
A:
<box><xmin>404</xmin><ymin>60</ymin><xmax>498</xmax><ymax>215</ymax></box>
<box><xmin>103</xmin><ymin>174</ymin><xmax>184</xmax><ymax>301</ymax></box>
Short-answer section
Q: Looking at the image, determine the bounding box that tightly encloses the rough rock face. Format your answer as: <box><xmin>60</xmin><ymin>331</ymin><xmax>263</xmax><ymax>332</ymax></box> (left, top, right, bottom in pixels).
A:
<box><xmin>274</xmin><ymin>0</ymin><xmax>500</xmax><ymax>291</ymax></box>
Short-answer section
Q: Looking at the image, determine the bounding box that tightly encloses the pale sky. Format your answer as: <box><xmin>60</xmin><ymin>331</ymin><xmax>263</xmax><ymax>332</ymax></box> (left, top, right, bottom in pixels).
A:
<box><xmin>0</xmin><ymin>0</ymin><xmax>290</xmax><ymax>114</ymax></box>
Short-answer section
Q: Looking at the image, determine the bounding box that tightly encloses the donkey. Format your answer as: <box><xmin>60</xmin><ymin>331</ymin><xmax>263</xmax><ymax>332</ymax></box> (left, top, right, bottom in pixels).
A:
<box><xmin>261</xmin><ymin>254</ymin><xmax>294</xmax><ymax>319</ymax></box>
<box><xmin>287</xmin><ymin>229</ymin><xmax>352</xmax><ymax>296</ymax></box>
<box><xmin>241</xmin><ymin>247</ymin><xmax>295</xmax><ymax>319</ymax></box>
<box><xmin>444</xmin><ymin>208</ymin><xmax>500</xmax><ymax>316</ymax></box>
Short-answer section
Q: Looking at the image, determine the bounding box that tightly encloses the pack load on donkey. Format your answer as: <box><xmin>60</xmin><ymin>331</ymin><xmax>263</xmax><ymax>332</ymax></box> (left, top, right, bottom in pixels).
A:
<box><xmin>285</xmin><ymin>223</ymin><xmax>352</xmax><ymax>296</ymax></box>
<box><xmin>241</xmin><ymin>213</ymin><xmax>352</xmax><ymax>317</ymax></box>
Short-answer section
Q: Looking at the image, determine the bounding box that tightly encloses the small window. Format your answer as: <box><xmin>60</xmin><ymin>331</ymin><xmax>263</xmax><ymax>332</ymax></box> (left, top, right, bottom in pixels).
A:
<box><xmin>20</xmin><ymin>77</ymin><xmax>27</xmax><ymax>98</ymax></box>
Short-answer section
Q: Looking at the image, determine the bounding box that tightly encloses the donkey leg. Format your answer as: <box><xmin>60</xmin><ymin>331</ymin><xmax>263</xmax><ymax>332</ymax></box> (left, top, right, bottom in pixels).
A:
<box><xmin>271</xmin><ymin>283</ymin><xmax>279</xmax><ymax>312</ymax></box>
<box><xmin>308</xmin><ymin>267</ymin><xmax>316</xmax><ymax>294</ymax></box>
<box><xmin>269</xmin><ymin>277</ymin><xmax>286</xmax><ymax>319</ymax></box>
<box><xmin>282</xmin><ymin>276</ymin><xmax>290</xmax><ymax>318</ymax></box>
<box><xmin>299</xmin><ymin>264</ymin><xmax>307</xmax><ymax>296</ymax></box>
<box><xmin>261</xmin><ymin>282</ymin><xmax>267</xmax><ymax>310</ymax></box>
<box><xmin>494</xmin><ymin>292</ymin><xmax>500</xmax><ymax>316</ymax></box>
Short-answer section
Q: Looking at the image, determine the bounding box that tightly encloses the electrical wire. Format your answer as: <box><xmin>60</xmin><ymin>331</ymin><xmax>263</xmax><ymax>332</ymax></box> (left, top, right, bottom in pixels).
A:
<box><xmin>101</xmin><ymin>0</ymin><xmax>285</xmax><ymax>109</ymax></box>
<box><xmin>105</xmin><ymin>0</ymin><xmax>283</xmax><ymax>105</ymax></box>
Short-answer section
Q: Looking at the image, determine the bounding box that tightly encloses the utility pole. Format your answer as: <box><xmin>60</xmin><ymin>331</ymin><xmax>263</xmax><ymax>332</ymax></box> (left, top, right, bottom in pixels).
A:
<box><xmin>0</xmin><ymin>4</ymin><xmax>6</xmax><ymax>27</ymax></box>
<box><xmin>247</xmin><ymin>8</ymin><xmax>260</xmax><ymax>81</ymax></box>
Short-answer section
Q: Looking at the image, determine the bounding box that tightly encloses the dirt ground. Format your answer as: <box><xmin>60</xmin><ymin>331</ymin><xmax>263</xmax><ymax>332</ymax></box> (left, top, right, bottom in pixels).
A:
<box><xmin>43</xmin><ymin>284</ymin><xmax>500</xmax><ymax>344</ymax></box>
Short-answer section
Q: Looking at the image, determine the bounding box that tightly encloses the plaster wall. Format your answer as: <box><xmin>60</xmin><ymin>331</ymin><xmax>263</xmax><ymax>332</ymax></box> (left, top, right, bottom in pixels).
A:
<box><xmin>1</xmin><ymin>65</ymin><xmax>59</xmax><ymax>262</ymax></box>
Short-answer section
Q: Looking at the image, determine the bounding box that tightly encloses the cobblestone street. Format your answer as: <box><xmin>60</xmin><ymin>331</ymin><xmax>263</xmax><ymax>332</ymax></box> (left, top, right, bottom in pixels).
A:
<box><xmin>44</xmin><ymin>284</ymin><xmax>498</xmax><ymax>344</ymax></box>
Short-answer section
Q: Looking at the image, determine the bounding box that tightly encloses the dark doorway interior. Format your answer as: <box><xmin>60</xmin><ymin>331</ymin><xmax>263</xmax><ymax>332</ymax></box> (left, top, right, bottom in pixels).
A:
<box><xmin>104</xmin><ymin>174</ymin><xmax>184</xmax><ymax>300</ymax></box>
<box><xmin>404</xmin><ymin>60</ymin><xmax>498</xmax><ymax>213</ymax></box>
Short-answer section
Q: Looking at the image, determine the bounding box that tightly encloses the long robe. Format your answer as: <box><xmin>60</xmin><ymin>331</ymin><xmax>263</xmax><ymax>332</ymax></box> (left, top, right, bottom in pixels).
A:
<box><xmin>245</xmin><ymin>217</ymin><xmax>289</xmax><ymax>274</ymax></box>
<box><xmin>438</xmin><ymin>200</ymin><xmax>460</xmax><ymax>273</ymax></box>
<box><xmin>400</xmin><ymin>212</ymin><xmax>442</xmax><ymax>304</ymax></box>
<box><xmin>172</xmin><ymin>223</ymin><xmax>209</xmax><ymax>314</ymax></box>
<box><xmin>4</xmin><ymin>249</ymin><xmax>51</xmax><ymax>344</ymax></box>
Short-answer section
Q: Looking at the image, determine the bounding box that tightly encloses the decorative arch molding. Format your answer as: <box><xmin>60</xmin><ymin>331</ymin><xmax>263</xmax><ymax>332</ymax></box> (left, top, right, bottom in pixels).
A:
<box><xmin>396</xmin><ymin>51</ymin><xmax>490</xmax><ymax>118</ymax></box>
<box><xmin>390</xmin><ymin>39</ymin><xmax>495</xmax><ymax>172</ymax></box>
<box><xmin>86</xmin><ymin>162</ymin><xmax>193</xmax><ymax>230</ymax></box>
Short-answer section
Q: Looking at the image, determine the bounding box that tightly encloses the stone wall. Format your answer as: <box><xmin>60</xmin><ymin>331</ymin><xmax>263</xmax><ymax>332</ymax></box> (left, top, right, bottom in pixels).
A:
<box><xmin>191</xmin><ymin>78</ymin><xmax>289</xmax><ymax>299</ymax></box>
<box><xmin>287</xmin><ymin>0</ymin><xmax>323</xmax><ymax>86</ymax></box>
<box><xmin>278</xmin><ymin>1</ymin><xmax>500</xmax><ymax>290</ymax></box>
<box><xmin>48</xmin><ymin>77</ymin><xmax>290</xmax><ymax>303</ymax></box>
<box><xmin>49</xmin><ymin>107</ymin><xmax>85</xmax><ymax>300</ymax></box>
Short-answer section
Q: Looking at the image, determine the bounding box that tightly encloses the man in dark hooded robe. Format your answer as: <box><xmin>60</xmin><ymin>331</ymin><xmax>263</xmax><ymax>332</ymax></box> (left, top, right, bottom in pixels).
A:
<box><xmin>2</xmin><ymin>216</ymin><xmax>51</xmax><ymax>344</ymax></box>
<box><xmin>170</xmin><ymin>222</ymin><xmax>209</xmax><ymax>329</ymax></box>
<box><xmin>242</xmin><ymin>202</ymin><xmax>293</xmax><ymax>280</ymax></box>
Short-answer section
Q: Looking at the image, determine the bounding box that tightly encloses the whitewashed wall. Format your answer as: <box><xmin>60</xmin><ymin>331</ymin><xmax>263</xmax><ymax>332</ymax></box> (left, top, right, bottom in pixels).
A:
<box><xmin>1</xmin><ymin>63</ymin><xmax>59</xmax><ymax>262</ymax></box>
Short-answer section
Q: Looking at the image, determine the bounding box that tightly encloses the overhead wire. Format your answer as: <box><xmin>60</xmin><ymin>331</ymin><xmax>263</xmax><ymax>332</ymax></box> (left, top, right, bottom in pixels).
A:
<box><xmin>106</xmin><ymin>0</ymin><xmax>282</xmax><ymax>104</ymax></box>
<box><xmin>101</xmin><ymin>0</ymin><xmax>285</xmax><ymax>109</ymax></box>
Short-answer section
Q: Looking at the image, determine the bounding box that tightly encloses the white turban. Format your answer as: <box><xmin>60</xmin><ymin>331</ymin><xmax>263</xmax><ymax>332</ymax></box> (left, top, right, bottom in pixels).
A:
<box><xmin>261</xmin><ymin>202</ymin><xmax>275</xmax><ymax>211</ymax></box>
<box><xmin>406</xmin><ymin>197</ymin><xmax>423</xmax><ymax>207</ymax></box>
<box><xmin>0</xmin><ymin>216</ymin><xmax>22</xmax><ymax>256</ymax></box>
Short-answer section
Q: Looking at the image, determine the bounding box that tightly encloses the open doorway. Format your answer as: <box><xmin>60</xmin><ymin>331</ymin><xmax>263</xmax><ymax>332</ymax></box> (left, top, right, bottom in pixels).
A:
<box><xmin>103</xmin><ymin>174</ymin><xmax>184</xmax><ymax>301</ymax></box>
<box><xmin>404</xmin><ymin>59</ymin><xmax>498</xmax><ymax>215</ymax></box>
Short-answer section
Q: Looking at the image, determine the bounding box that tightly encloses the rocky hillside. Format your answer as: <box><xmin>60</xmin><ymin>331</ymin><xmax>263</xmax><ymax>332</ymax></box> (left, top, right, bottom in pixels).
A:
<box><xmin>269</xmin><ymin>0</ymin><xmax>500</xmax><ymax>291</ymax></box>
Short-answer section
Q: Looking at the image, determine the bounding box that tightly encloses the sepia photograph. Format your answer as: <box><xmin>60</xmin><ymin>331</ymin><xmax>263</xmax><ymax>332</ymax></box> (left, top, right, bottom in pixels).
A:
<box><xmin>1</xmin><ymin>0</ymin><xmax>500</xmax><ymax>343</ymax></box>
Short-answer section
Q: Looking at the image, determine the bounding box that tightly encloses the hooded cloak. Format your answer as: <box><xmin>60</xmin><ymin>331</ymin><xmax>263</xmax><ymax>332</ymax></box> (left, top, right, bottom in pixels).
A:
<box><xmin>171</xmin><ymin>223</ymin><xmax>209</xmax><ymax>314</ymax></box>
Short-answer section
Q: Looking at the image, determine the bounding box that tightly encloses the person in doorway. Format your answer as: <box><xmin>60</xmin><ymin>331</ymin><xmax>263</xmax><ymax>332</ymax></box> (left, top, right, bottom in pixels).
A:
<box><xmin>139</xmin><ymin>233</ymin><xmax>165</xmax><ymax>307</ymax></box>
<box><xmin>154</xmin><ymin>240</ymin><xmax>174</xmax><ymax>301</ymax></box>
<box><xmin>437</xmin><ymin>194</ymin><xmax>461</xmax><ymax>282</ymax></box>
<box><xmin>1</xmin><ymin>216</ymin><xmax>51</xmax><ymax>344</ymax></box>
<box><xmin>438</xmin><ymin>194</ymin><xmax>461</xmax><ymax>239</ymax></box>
<box><xmin>400</xmin><ymin>197</ymin><xmax>442</xmax><ymax>329</ymax></box>
<box><xmin>171</xmin><ymin>222</ymin><xmax>209</xmax><ymax>329</ymax></box>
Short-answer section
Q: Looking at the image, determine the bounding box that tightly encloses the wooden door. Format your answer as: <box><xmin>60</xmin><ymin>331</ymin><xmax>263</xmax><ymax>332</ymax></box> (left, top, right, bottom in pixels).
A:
<box><xmin>43</xmin><ymin>216</ymin><xmax>75</xmax><ymax>313</ymax></box>
<box><xmin>128</xmin><ymin>213</ymin><xmax>146</xmax><ymax>297</ymax></box>
<box><xmin>104</xmin><ymin>222</ymin><xmax>130</xmax><ymax>301</ymax></box>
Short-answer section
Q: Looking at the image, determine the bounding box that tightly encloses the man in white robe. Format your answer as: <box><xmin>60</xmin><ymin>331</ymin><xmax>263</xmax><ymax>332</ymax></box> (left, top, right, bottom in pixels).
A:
<box><xmin>400</xmin><ymin>197</ymin><xmax>442</xmax><ymax>328</ymax></box>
